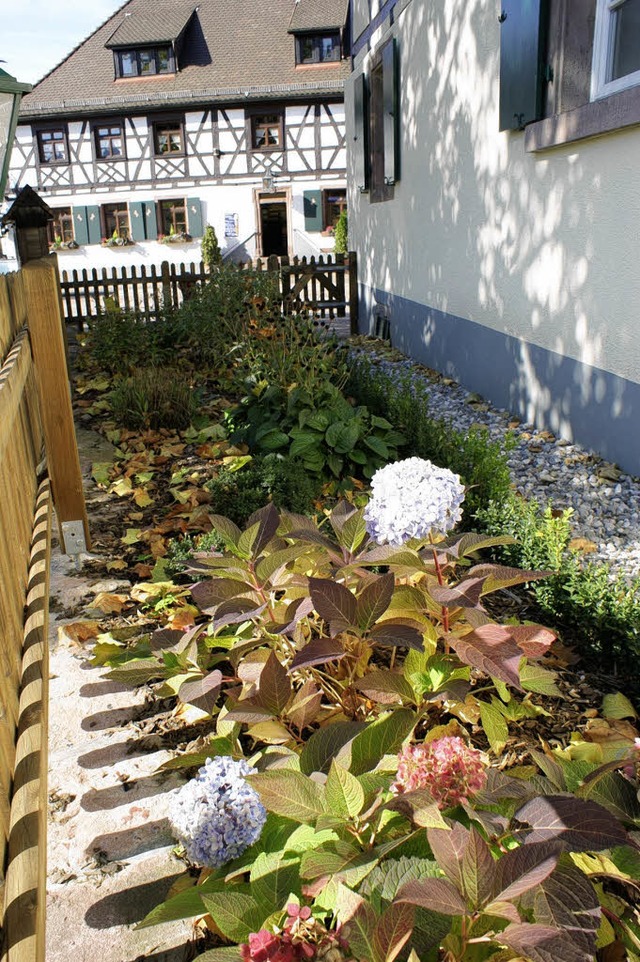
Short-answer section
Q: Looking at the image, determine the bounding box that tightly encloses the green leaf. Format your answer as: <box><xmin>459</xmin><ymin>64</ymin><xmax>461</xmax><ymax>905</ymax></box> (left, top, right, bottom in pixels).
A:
<box><xmin>344</xmin><ymin>710</ymin><xmax>417</xmax><ymax>776</ymax></box>
<box><xmin>300</xmin><ymin>721</ymin><xmax>366</xmax><ymax>775</ymax></box>
<box><xmin>386</xmin><ymin>791</ymin><xmax>449</xmax><ymax>830</ymax></box>
<box><xmin>479</xmin><ymin>700</ymin><xmax>509</xmax><ymax>754</ymax></box>
<box><xmin>360</xmin><ymin>857</ymin><xmax>441</xmax><ymax>911</ymax></box>
<box><xmin>340</xmin><ymin>507</ymin><xmax>369</xmax><ymax>554</ymax></box>
<box><xmin>248</xmin><ymin>770</ymin><xmax>326</xmax><ymax>823</ymax></box>
<box><xmin>520</xmin><ymin>663</ymin><xmax>562</xmax><ymax>697</ymax></box>
<box><xmin>249</xmin><ymin>852</ymin><xmax>301</xmax><ymax>912</ymax></box>
<box><xmin>196</xmin><ymin>949</ymin><xmax>242</xmax><ymax>962</ymax></box>
<box><xmin>178</xmin><ymin>670</ymin><xmax>222</xmax><ymax>715</ymax></box>
<box><xmin>602</xmin><ymin>692</ymin><xmax>638</xmax><ymax>720</ymax></box>
<box><xmin>283</xmin><ymin>824</ymin><xmax>339</xmax><ymax>854</ymax></box>
<box><xmin>426</xmin><ymin>824</ymin><xmax>469</xmax><ymax>891</ymax></box>
<box><xmin>254</xmin><ymin>545</ymin><xmax>309</xmax><ymax>586</ymax></box>
<box><xmin>158</xmin><ymin>735</ymin><xmax>237</xmax><ymax>771</ymax></box>
<box><xmin>325</xmin><ymin>419</ymin><xmax>360</xmax><ymax>454</ymax></box>
<box><xmin>326</xmin><ymin>761</ymin><xmax>365</xmax><ymax>819</ymax></box>
<box><xmin>363</xmin><ymin>435</ymin><xmax>389</xmax><ymax>459</ymax></box>
<box><xmin>92</xmin><ymin>462</ymin><xmax>112</xmax><ymax>487</ymax></box>
<box><xmin>209</xmin><ymin>515</ymin><xmax>243</xmax><ymax>551</ymax></box>
<box><xmin>136</xmin><ymin>881</ymin><xmax>218</xmax><ymax>928</ymax></box>
<box><xmin>104</xmin><ymin>659</ymin><xmax>168</xmax><ymax>686</ymax></box>
<box><xmin>200</xmin><ymin>892</ymin><xmax>265</xmax><ymax>942</ymax></box>
<box><xmin>356</xmin><ymin>573</ymin><xmax>395</xmax><ymax>632</ymax></box>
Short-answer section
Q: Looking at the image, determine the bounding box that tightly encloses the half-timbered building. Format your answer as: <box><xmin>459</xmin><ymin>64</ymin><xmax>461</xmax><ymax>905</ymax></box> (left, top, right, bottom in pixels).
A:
<box><xmin>5</xmin><ymin>0</ymin><xmax>349</xmax><ymax>268</ymax></box>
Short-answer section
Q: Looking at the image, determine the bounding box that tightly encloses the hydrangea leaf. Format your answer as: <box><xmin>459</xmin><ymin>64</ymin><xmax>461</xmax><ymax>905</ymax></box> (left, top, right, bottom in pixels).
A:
<box><xmin>335</xmin><ymin>885</ymin><xmax>380</xmax><ymax>962</ymax></box>
<box><xmin>426</xmin><ymin>824</ymin><xmax>470</xmax><ymax>891</ymax></box>
<box><xmin>356</xmin><ymin>572</ymin><xmax>395</xmax><ymax>631</ymax></box>
<box><xmin>340</xmin><ymin>507</ymin><xmax>369</xmax><ymax>554</ymax></box>
<box><xmin>289</xmin><ymin>637</ymin><xmax>347</xmax><ymax>672</ymax></box>
<box><xmin>190</xmin><ymin>578</ymin><xmax>256</xmax><ymax>614</ymax></box>
<box><xmin>299</xmin><ymin>720</ymin><xmax>367</xmax><ymax>775</ymax></box>
<box><xmin>286</xmin><ymin>680</ymin><xmax>323</xmax><ymax>731</ymax></box>
<box><xmin>396</xmin><ymin>878</ymin><xmax>468</xmax><ymax>916</ymax></box>
<box><xmin>195</xmin><ymin>948</ymin><xmax>242</xmax><ymax>962</ymax></box>
<box><xmin>326</xmin><ymin>760</ymin><xmax>365</xmax><ymax>819</ymax></box>
<box><xmin>479</xmin><ymin>700</ymin><xmax>509</xmax><ymax>754</ymax></box>
<box><xmin>354</xmin><ymin>670</ymin><xmax>416</xmax><ymax>705</ymax></box>
<box><xmin>200</xmin><ymin>891</ymin><xmax>265</xmax><ymax>943</ymax></box>
<box><xmin>385</xmin><ymin>791</ymin><xmax>449</xmax><ymax>830</ymax></box>
<box><xmin>178</xmin><ymin>670</ymin><xmax>223</xmax><ymax>715</ymax></box>
<box><xmin>249</xmin><ymin>852</ymin><xmax>301</xmax><ymax>913</ymax></box>
<box><xmin>602</xmin><ymin>692</ymin><xmax>638</xmax><ymax>720</ymax></box>
<box><xmin>136</xmin><ymin>880</ymin><xmax>228</xmax><ymax>928</ymax></box>
<box><xmin>360</xmin><ymin>856</ymin><xmax>441</xmax><ymax>912</ymax></box>
<box><xmin>499</xmin><ymin>922</ymin><xmax>592</xmax><ymax>962</ymax></box>
<box><xmin>243</xmin><ymin>502</ymin><xmax>281</xmax><ymax>557</ymax></box>
<box><xmin>369</xmin><ymin>622</ymin><xmax>425</xmax><ymax>651</ymax></box>
<box><xmin>247</xmin><ymin>770</ymin><xmax>326</xmax><ymax>823</ymax></box>
<box><xmin>515</xmin><ymin>795</ymin><xmax>630</xmax><ymax>850</ymax></box>
<box><xmin>466</xmin><ymin>563</ymin><xmax>553</xmax><ymax>596</ymax></box>
<box><xmin>447</xmin><ymin>626</ymin><xmax>525</xmax><ymax>690</ymax></box>
<box><xmin>493</xmin><ymin>842</ymin><xmax>561</xmax><ymax>904</ymax></box>
<box><xmin>532</xmin><ymin>863</ymin><xmax>601</xmax><ymax>954</ymax></box>
<box><xmin>256</xmin><ymin>652</ymin><xmax>292</xmax><ymax>717</ymax></box>
<box><xmin>373</xmin><ymin>902</ymin><xmax>415</xmax><ymax>962</ymax></box>
<box><xmin>461</xmin><ymin>827</ymin><xmax>496</xmax><ymax>909</ymax></box>
<box><xmin>255</xmin><ymin>546</ymin><xmax>312</xmax><ymax>588</ymax></box>
<box><xmin>343</xmin><ymin>710</ymin><xmax>417</xmax><ymax>776</ymax></box>
<box><xmin>208</xmin><ymin>514</ymin><xmax>243</xmax><ymax>551</ymax></box>
<box><xmin>309</xmin><ymin>577</ymin><xmax>358</xmax><ymax>634</ymax></box>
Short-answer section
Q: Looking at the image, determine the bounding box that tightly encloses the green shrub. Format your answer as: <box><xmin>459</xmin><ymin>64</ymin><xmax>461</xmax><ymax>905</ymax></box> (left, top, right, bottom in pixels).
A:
<box><xmin>478</xmin><ymin>493</ymin><xmax>640</xmax><ymax>661</ymax></box>
<box><xmin>334</xmin><ymin>210</ymin><xmax>348</xmax><ymax>254</ymax></box>
<box><xmin>205</xmin><ymin>455</ymin><xmax>320</xmax><ymax>527</ymax></box>
<box><xmin>347</xmin><ymin>352</ymin><xmax>513</xmax><ymax>519</ymax></box>
<box><xmin>109</xmin><ymin>367</ymin><xmax>200</xmax><ymax>431</ymax></box>
<box><xmin>201</xmin><ymin>224</ymin><xmax>222</xmax><ymax>269</ymax></box>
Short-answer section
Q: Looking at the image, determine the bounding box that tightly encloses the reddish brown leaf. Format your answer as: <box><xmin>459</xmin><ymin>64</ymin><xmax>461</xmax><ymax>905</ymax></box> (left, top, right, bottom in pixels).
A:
<box><xmin>289</xmin><ymin>637</ymin><xmax>347</xmax><ymax>672</ymax></box>
<box><xmin>309</xmin><ymin>577</ymin><xmax>357</xmax><ymax>634</ymax></box>
<box><xmin>448</xmin><ymin>625</ymin><xmax>524</xmax><ymax>689</ymax></box>
<box><xmin>396</xmin><ymin>878</ymin><xmax>467</xmax><ymax>916</ymax></box>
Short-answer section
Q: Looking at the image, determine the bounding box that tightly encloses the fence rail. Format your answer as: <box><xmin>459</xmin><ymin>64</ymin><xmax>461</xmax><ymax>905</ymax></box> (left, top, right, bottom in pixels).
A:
<box><xmin>0</xmin><ymin>259</ymin><xmax>88</xmax><ymax>962</ymax></box>
<box><xmin>59</xmin><ymin>253</ymin><xmax>358</xmax><ymax>332</ymax></box>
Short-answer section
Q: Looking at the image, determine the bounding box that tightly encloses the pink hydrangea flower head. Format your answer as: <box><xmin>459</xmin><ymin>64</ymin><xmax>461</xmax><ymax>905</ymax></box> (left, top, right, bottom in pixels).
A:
<box><xmin>393</xmin><ymin>736</ymin><xmax>487</xmax><ymax>809</ymax></box>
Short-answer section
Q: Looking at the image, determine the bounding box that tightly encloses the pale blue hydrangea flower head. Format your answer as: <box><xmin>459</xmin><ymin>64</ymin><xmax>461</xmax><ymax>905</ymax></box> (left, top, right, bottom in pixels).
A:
<box><xmin>364</xmin><ymin>457</ymin><xmax>465</xmax><ymax>546</ymax></box>
<box><xmin>168</xmin><ymin>756</ymin><xmax>267</xmax><ymax>868</ymax></box>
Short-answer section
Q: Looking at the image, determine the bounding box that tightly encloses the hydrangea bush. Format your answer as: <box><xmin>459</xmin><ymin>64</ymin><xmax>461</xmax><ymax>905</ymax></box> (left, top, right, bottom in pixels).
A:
<box><xmin>364</xmin><ymin>456</ymin><xmax>465</xmax><ymax>545</ymax></box>
<box><xmin>168</xmin><ymin>756</ymin><xmax>266</xmax><ymax>868</ymax></box>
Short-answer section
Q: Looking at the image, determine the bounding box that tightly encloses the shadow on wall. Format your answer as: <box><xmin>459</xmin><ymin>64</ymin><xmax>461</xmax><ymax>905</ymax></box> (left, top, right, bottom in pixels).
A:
<box><xmin>354</xmin><ymin>0</ymin><xmax>640</xmax><ymax>472</ymax></box>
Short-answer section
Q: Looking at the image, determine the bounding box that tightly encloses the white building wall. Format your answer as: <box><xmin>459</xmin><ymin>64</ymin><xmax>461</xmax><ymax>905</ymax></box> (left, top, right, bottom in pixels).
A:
<box><xmin>346</xmin><ymin>0</ymin><xmax>640</xmax><ymax>471</ymax></box>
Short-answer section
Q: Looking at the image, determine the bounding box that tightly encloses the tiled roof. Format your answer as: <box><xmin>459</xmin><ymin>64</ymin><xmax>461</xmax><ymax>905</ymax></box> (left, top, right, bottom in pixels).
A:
<box><xmin>105</xmin><ymin>4</ymin><xmax>196</xmax><ymax>47</ymax></box>
<box><xmin>20</xmin><ymin>0</ymin><xmax>349</xmax><ymax>119</ymax></box>
<box><xmin>288</xmin><ymin>0</ymin><xmax>350</xmax><ymax>33</ymax></box>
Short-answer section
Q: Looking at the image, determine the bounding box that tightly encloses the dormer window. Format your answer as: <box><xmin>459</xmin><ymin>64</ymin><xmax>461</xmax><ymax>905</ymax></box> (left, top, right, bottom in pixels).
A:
<box><xmin>115</xmin><ymin>45</ymin><xmax>175</xmax><ymax>78</ymax></box>
<box><xmin>296</xmin><ymin>32</ymin><xmax>341</xmax><ymax>65</ymax></box>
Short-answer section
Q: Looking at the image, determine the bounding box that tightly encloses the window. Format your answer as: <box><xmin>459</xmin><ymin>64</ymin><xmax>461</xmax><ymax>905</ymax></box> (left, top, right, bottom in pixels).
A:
<box><xmin>369</xmin><ymin>40</ymin><xmax>399</xmax><ymax>203</ymax></box>
<box><xmin>158</xmin><ymin>199</ymin><xmax>188</xmax><ymax>236</ymax></box>
<box><xmin>323</xmin><ymin>188</ymin><xmax>346</xmax><ymax>228</ymax></box>
<box><xmin>115</xmin><ymin>45</ymin><xmax>175</xmax><ymax>78</ymax></box>
<box><xmin>153</xmin><ymin>119</ymin><xmax>184</xmax><ymax>155</ymax></box>
<box><xmin>296</xmin><ymin>32</ymin><xmax>341</xmax><ymax>64</ymax></box>
<box><xmin>95</xmin><ymin>123</ymin><xmax>124</xmax><ymax>159</ymax></box>
<box><xmin>592</xmin><ymin>0</ymin><xmax>640</xmax><ymax>99</ymax></box>
<box><xmin>47</xmin><ymin>207</ymin><xmax>74</xmax><ymax>246</ymax></box>
<box><xmin>37</xmin><ymin>128</ymin><xmax>68</xmax><ymax>164</ymax></box>
<box><xmin>251</xmin><ymin>113</ymin><xmax>283</xmax><ymax>150</ymax></box>
<box><xmin>103</xmin><ymin>203</ymin><xmax>130</xmax><ymax>240</ymax></box>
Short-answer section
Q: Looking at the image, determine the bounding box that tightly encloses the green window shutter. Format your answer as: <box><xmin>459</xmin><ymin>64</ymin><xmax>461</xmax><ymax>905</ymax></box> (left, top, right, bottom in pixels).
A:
<box><xmin>129</xmin><ymin>201</ymin><xmax>146</xmax><ymax>242</ymax></box>
<box><xmin>353</xmin><ymin>72</ymin><xmax>370</xmax><ymax>191</ymax></box>
<box><xmin>72</xmin><ymin>206</ymin><xmax>89</xmax><ymax>246</ymax></box>
<box><xmin>382</xmin><ymin>38</ymin><xmax>399</xmax><ymax>186</ymax></box>
<box><xmin>86</xmin><ymin>205</ymin><xmax>102</xmax><ymax>245</ymax></box>
<box><xmin>499</xmin><ymin>0</ymin><xmax>549</xmax><ymax>131</ymax></box>
<box><xmin>143</xmin><ymin>201</ymin><xmax>158</xmax><ymax>240</ymax></box>
<box><xmin>186</xmin><ymin>197</ymin><xmax>203</xmax><ymax>237</ymax></box>
<box><xmin>303</xmin><ymin>190</ymin><xmax>323</xmax><ymax>231</ymax></box>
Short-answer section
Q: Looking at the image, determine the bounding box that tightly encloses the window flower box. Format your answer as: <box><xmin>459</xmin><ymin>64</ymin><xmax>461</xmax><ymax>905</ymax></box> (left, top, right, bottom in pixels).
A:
<box><xmin>102</xmin><ymin>233</ymin><xmax>134</xmax><ymax>248</ymax></box>
<box><xmin>49</xmin><ymin>237</ymin><xmax>79</xmax><ymax>251</ymax></box>
<box><xmin>159</xmin><ymin>231</ymin><xmax>192</xmax><ymax>244</ymax></box>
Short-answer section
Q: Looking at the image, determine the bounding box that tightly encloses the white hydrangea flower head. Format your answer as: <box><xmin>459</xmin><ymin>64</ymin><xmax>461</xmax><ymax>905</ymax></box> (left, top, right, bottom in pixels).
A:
<box><xmin>364</xmin><ymin>457</ymin><xmax>465</xmax><ymax>546</ymax></box>
<box><xmin>168</xmin><ymin>756</ymin><xmax>267</xmax><ymax>868</ymax></box>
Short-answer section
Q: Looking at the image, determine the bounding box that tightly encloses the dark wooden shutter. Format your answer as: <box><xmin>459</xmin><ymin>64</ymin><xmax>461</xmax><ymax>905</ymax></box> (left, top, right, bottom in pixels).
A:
<box><xmin>353</xmin><ymin>71</ymin><xmax>370</xmax><ymax>191</ymax></box>
<box><xmin>128</xmin><ymin>201</ymin><xmax>146</xmax><ymax>242</ymax></box>
<box><xmin>303</xmin><ymin>190</ymin><xmax>323</xmax><ymax>231</ymax></box>
<box><xmin>143</xmin><ymin>200</ymin><xmax>158</xmax><ymax>240</ymax></box>
<box><xmin>187</xmin><ymin>197</ymin><xmax>203</xmax><ymax>237</ymax></box>
<box><xmin>86</xmin><ymin>205</ymin><xmax>102</xmax><ymax>245</ymax></box>
<box><xmin>382</xmin><ymin>38</ymin><xmax>399</xmax><ymax>185</ymax></box>
<box><xmin>499</xmin><ymin>0</ymin><xmax>549</xmax><ymax>131</ymax></box>
<box><xmin>72</xmin><ymin>206</ymin><xmax>89</xmax><ymax>246</ymax></box>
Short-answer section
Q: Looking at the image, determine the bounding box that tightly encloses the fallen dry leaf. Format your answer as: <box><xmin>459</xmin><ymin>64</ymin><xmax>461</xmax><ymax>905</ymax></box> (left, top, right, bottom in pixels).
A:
<box><xmin>91</xmin><ymin>592</ymin><xmax>129</xmax><ymax>614</ymax></box>
<box><xmin>106</xmin><ymin>560</ymin><xmax>128</xmax><ymax>572</ymax></box>
<box><xmin>59</xmin><ymin>621</ymin><xmax>101</xmax><ymax>645</ymax></box>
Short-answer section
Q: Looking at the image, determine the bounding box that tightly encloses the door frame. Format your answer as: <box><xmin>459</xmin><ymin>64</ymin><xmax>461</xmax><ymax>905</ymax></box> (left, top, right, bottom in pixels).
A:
<box><xmin>254</xmin><ymin>186</ymin><xmax>292</xmax><ymax>258</ymax></box>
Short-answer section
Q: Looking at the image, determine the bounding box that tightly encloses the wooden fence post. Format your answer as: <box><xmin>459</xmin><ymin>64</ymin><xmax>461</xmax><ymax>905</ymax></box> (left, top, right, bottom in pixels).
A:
<box><xmin>348</xmin><ymin>251</ymin><xmax>359</xmax><ymax>336</ymax></box>
<box><xmin>22</xmin><ymin>259</ymin><xmax>90</xmax><ymax>554</ymax></box>
<box><xmin>161</xmin><ymin>260</ymin><xmax>172</xmax><ymax>311</ymax></box>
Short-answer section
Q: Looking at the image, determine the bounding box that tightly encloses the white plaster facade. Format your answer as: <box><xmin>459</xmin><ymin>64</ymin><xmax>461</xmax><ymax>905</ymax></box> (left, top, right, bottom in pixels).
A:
<box><xmin>346</xmin><ymin>0</ymin><xmax>640</xmax><ymax>474</ymax></box>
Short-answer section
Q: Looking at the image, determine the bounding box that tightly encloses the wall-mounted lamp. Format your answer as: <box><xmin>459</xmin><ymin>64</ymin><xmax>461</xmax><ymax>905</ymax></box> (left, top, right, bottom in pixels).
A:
<box><xmin>0</xmin><ymin>67</ymin><xmax>32</xmax><ymax>200</ymax></box>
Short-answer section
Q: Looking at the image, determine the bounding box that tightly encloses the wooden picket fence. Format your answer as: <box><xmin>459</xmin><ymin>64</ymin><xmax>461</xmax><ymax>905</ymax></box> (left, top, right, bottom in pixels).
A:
<box><xmin>0</xmin><ymin>259</ymin><xmax>88</xmax><ymax>962</ymax></box>
<box><xmin>59</xmin><ymin>253</ymin><xmax>358</xmax><ymax>333</ymax></box>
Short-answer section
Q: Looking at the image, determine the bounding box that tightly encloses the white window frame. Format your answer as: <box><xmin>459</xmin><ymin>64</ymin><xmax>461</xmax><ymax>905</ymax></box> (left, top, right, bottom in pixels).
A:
<box><xmin>591</xmin><ymin>0</ymin><xmax>640</xmax><ymax>100</ymax></box>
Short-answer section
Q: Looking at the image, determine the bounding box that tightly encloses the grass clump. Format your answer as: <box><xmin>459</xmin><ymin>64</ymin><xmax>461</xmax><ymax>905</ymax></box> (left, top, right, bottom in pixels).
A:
<box><xmin>86</xmin><ymin>310</ymin><xmax>186</xmax><ymax>375</ymax></box>
<box><xmin>109</xmin><ymin>368</ymin><xmax>200</xmax><ymax>431</ymax></box>
<box><xmin>205</xmin><ymin>455</ymin><xmax>320</xmax><ymax>527</ymax></box>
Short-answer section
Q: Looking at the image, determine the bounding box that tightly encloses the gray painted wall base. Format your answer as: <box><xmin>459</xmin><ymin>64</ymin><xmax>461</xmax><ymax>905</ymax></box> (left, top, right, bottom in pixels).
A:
<box><xmin>360</xmin><ymin>285</ymin><xmax>640</xmax><ymax>478</ymax></box>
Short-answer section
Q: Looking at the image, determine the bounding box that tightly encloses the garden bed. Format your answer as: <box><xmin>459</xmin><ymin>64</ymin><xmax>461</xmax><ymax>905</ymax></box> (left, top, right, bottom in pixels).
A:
<box><xmin>57</xmin><ymin>269</ymin><xmax>640</xmax><ymax>962</ymax></box>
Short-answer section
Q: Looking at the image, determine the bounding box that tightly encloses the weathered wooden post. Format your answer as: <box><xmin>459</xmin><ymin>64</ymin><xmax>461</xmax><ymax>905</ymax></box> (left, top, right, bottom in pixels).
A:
<box><xmin>348</xmin><ymin>251</ymin><xmax>359</xmax><ymax>336</ymax></box>
<box><xmin>22</xmin><ymin>259</ymin><xmax>90</xmax><ymax>555</ymax></box>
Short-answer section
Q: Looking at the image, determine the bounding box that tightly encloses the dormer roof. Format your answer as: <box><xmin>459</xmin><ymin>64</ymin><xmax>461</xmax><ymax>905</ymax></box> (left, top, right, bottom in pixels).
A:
<box><xmin>105</xmin><ymin>4</ymin><xmax>196</xmax><ymax>48</ymax></box>
<box><xmin>288</xmin><ymin>0</ymin><xmax>350</xmax><ymax>34</ymax></box>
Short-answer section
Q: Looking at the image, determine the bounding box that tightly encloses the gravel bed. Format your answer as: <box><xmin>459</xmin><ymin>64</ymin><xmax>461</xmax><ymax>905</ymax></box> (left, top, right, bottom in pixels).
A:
<box><xmin>350</xmin><ymin>344</ymin><xmax>640</xmax><ymax>582</ymax></box>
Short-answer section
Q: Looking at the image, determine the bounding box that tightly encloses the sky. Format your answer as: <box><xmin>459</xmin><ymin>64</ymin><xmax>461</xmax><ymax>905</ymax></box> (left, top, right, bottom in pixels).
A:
<box><xmin>2</xmin><ymin>0</ymin><xmax>126</xmax><ymax>86</ymax></box>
